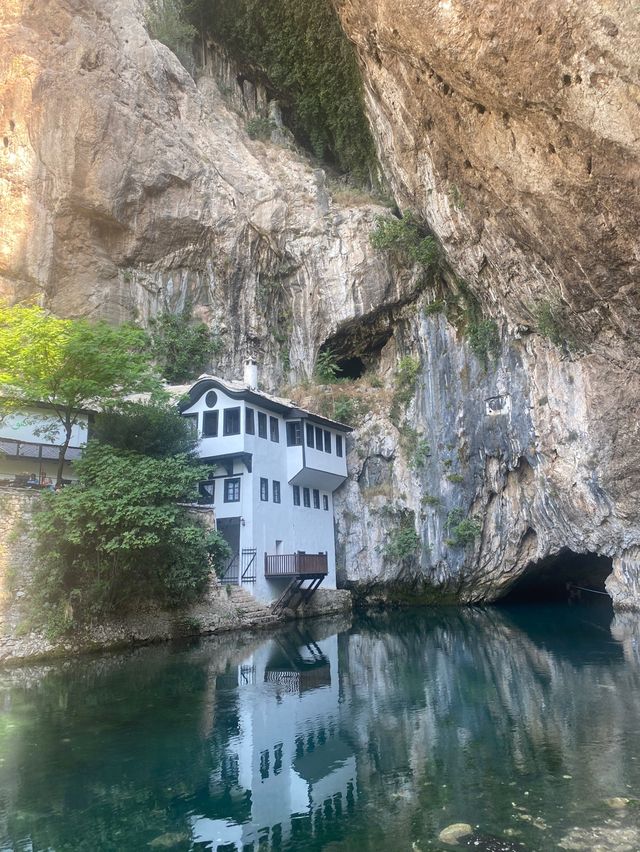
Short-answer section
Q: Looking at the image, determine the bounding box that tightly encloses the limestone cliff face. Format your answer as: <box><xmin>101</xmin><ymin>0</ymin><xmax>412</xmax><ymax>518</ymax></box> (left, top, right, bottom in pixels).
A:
<box><xmin>331</xmin><ymin>0</ymin><xmax>640</xmax><ymax>605</ymax></box>
<box><xmin>0</xmin><ymin>0</ymin><xmax>411</xmax><ymax>388</ymax></box>
<box><xmin>2</xmin><ymin>0</ymin><xmax>640</xmax><ymax>606</ymax></box>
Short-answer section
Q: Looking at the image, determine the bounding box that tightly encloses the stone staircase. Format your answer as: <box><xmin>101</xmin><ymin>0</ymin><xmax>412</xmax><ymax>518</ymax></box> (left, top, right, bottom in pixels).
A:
<box><xmin>226</xmin><ymin>586</ymin><xmax>280</xmax><ymax>628</ymax></box>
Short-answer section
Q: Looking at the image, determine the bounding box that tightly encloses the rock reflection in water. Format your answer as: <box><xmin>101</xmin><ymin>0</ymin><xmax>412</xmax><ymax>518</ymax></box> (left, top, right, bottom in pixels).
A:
<box><xmin>1</xmin><ymin>604</ymin><xmax>640</xmax><ymax>851</ymax></box>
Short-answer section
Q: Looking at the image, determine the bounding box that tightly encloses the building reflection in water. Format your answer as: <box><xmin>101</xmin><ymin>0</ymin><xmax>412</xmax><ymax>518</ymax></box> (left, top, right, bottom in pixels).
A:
<box><xmin>192</xmin><ymin>628</ymin><xmax>356</xmax><ymax>850</ymax></box>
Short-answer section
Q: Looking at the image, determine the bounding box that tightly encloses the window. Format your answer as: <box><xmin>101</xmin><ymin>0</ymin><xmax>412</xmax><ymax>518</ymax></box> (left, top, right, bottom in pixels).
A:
<box><xmin>273</xmin><ymin>480</ymin><xmax>281</xmax><ymax>503</ymax></box>
<box><xmin>223</xmin><ymin>407</ymin><xmax>241</xmax><ymax>436</ymax></box>
<box><xmin>313</xmin><ymin>489</ymin><xmax>320</xmax><ymax>509</ymax></box>
<box><xmin>202</xmin><ymin>411</ymin><xmax>218</xmax><ymax>437</ymax></box>
<box><xmin>199</xmin><ymin>479</ymin><xmax>215</xmax><ymax>504</ymax></box>
<box><xmin>245</xmin><ymin>407</ymin><xmax>255</xmax><ymax>435</ymax></box>
<box><xmin>260</xmin><ymin>477</ymin><xmax>269</xmax><ymax>501</ymax></box>
<box><xmin>293</xmin><ymin>485</ymin><xmax>300</xmax><ymax>506</ymax></box>
<box><xmin>183</xmin><ymin>413</ymin><xmax>198</xmax><ymax>435</ymax></box>
<box><xmin>303</xmin><ymin>487</ymin><xmax>311</xmax><ymax>508</ymax></box>
<box><xmin>205</xmin><ymin>390</ymin><xmax>217</xmax><ymax>408</ymax></box>
<box><xmin>258</xmin><ymin>411</ymin><xmax>267</xmax><ymax>439</ymax></box>
<box><xmin>286</xmin><ymin>421</ymin><xmax>302</xmax><ymax>446</ymax></box>
<box><xmin>269</xmin><ymin>416</ymin><xmax>279</xmax><ymax>443</ymax></box>
<box><xmin>315</xmin><ymin>426</ymin><xmax>323</xmax><ymax>451</ymax></box>
<box><xmin>336</xmin><ymin>434</ymin><xmax>343</xmax><ymax>457</ymax></box>
<box><xmin>323</xmin><ymin>494</ymin><xmax>329</xmax><ymax>511</ymax></box>
<box><xmin>224</xmin><ymin>478</ymin><xmax>240</xmax><ymax>502</ymax></box>
<box><xmin>306</xmin><ymin>423</ymin><xmax>314</xmax><ymax>448</ymax></box>
<box><xmin>324</xmin><ymin>430</ymin><xmax>331</xmax><ymax>453</ymax></box>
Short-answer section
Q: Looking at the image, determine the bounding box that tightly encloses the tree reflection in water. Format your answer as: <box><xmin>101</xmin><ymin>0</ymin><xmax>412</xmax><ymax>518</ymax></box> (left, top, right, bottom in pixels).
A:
<box><xmin>1</xmin><ymin>603</ymin><xmax>639</xmax><ymax>851</ymax></box>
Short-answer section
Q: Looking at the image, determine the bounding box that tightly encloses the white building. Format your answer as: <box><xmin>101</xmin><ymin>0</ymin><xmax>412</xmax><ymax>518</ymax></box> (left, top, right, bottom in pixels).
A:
<box><xmin>179</xmin><ymin>366</ymin><xmax>351</xmax><ymax>604</ymax></box>
<box><xmin>0</xmin><ymin>405</ymin><xmax>89</xmax><ymax>485</ymax></box>
<box><xmin>191</xmin><ymin>630</ymin><xmax>357</xmax><ymax>850</ymax></box>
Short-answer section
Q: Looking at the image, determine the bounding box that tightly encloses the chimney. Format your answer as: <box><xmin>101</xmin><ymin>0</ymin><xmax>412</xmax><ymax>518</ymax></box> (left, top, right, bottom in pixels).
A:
<box><xmin>244</xmin><ymin>358</ymin><xmax>258</xmax><ymax>389</ymax></box>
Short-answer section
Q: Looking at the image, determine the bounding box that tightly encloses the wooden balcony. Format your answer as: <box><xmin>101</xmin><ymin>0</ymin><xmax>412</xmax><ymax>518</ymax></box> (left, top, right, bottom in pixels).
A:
<box><xmin>264</xmin><ymin>552</ymin><xmax>328</xmax><ymax>578</ymax></box>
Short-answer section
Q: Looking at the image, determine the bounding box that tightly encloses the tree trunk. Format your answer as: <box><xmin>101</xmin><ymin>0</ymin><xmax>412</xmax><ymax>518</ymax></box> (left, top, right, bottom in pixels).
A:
<box><xmin>56</xmin><ymin>417</ymin><xmax>73</xmax><ymax>487</ymax></box>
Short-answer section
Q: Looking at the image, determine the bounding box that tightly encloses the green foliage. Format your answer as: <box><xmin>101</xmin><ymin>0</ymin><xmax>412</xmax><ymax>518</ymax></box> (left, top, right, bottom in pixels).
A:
<box><xmin>453</xmin><ymin>281</ymin><xmax>501</xmax><ymax>368</ymax></box>
<box><xmin>399</xmin><ymin>426</ymin><xmax>430</xmax><ymax>471</ymax></box>
<box><xmin>534</xmin><ymin>299</ymin><xmax>580</xmax><ymax>351</ymax></box>
<box><xmin>150</xmin><ymin>305</ymin><xmax>222</xmax><ymax>383</ymax></box>
<box><xmin>93</xmin><ymin>401</ymin><xmax>197</xmax><ymax>459</ymax></box>
<box><xmin>194</xmin><ymin>0</ymin><xmax>377</xmax><ymax>182</ymax></box>
<box><xmin>446</xmin><ymin>508</ymin><xmax>482</xmax><ymax>547</ymax></box>
<box><xmin>331</xmin><ymin>394</ymin><xmax>359</xmax><ymax>426</ymax></box>
<box><xmin>146</xmin><ymin>0</ymin><xmax>196</xmax><ymax>66</ymax></box>
<box><xmin>446</xmin><ymin>473</ymin><xmax>464</xmax><ymax>484</ymax></box>
<box><xmin>370</xmin><ymin>213</ymin><xmax>440</xmax><ymax>269</ymax></box>
<box><xmin>314</xmin><ymin>349</ymin><xmax>339</xmax><ymax>384</ymax></box>
<box><xmin>468</xmin><ymin>318</ymin><xmax>501</xmax><ymax>365</ymax></box>
<box><xmin>246</xmin><ymin>116</ymin><xmax>275</xmax><ymax>140</ymax></box>
<box><xmin>0</xmin><ymin>302</ymin><xmax>160</xmax><ymax>484</ymax></box>
<box><xmin>382</xmin><ymin>514</ymin><xmax>421</xmax><ymax>563</ymax></box>
<box><xmin>424</xmin><ymin>299</ymin><xmax>445</xmax><ymax>317</ymax></box>
<box><xmin>390</xmin><ymin>356</ymin><xmax>421</xmax><ymax>422</ymax></box>
<box><xmin>30</xmin><ymin>443</ymin><xmax>230</xmax><ymax>635</ymax></box>
<box><xmin>421</xmin><ymin>494</ymin><xmax>441</xmax><ymax>507</ymax></box>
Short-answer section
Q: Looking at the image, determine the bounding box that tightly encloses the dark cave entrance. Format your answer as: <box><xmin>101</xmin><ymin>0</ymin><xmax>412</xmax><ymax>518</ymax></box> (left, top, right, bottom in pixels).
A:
<box><xmin>335</xmin><ymin>356</ymin><xmax>366</xmax><ymax>380</ymax></box>
<box><xmin>497</xmin><ymin>549</ymin><xmax>613</xmax><ymax>606</ymax></box>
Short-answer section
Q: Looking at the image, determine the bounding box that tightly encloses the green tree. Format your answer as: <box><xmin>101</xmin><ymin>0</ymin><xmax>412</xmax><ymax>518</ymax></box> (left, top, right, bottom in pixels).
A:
<box><xmin>0</xmin><ymin>303</ymin><xmax>160</xmax><ymax>485</ymax></box>
<box><xmin>93</xmin><ymin>401</ymin><xmax>197</xmax><ymax>458</ymax></box>
<box><xmin>32</xmin><ymin>442</ymin><xmax>230</xmax><ymax>634</ymax></box>
<box><xmin>150</xmin><ymin>306</ymin><xmax>221</xmax><ymax>383</ymax></box>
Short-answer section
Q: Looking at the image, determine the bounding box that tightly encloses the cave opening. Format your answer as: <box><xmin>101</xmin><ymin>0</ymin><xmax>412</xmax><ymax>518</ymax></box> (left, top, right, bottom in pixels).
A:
<box><xmin>318</xmin><ymin>311</ymin><xmax>395</xmax><ymax>383</ymax></box>
<box><xmin>335</xmin><ymin>356</ymin><xmax>366</xmax><ymax>380</ymax></box>
<box><xmin>497</xmin><ymin>549</ymin><xmax>613</xmax><ymax>606</ymax></box>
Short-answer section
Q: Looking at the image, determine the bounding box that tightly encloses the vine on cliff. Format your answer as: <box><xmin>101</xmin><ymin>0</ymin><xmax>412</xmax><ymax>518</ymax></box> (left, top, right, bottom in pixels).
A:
<box><xmin>187</xmin><ymin>0</ymin><xmax>377</xmax><ymax>182</ymax></box>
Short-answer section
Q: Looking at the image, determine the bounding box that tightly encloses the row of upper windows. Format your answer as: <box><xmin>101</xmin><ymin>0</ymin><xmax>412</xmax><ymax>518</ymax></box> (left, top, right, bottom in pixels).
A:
<box><xmin>184</xmin><ymin>408</ymin><xmax>343</xmax><ymax>456</ymax></box>
<box><xmin>212</xmin><ymin>477</ymin><xmax>329</xmax><ymax>510</ymax></box>
<box><xmin>293</xmin><ymin>485</ymin><xmax>329</xmax><ymax>511</ymax></box>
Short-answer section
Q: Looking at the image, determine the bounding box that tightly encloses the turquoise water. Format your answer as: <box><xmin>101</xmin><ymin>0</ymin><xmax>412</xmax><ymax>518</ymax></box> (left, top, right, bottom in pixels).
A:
<box><xmin>2</xmin><ymin>603</ymin><xmax>640</xmax><ymax>851</ymax></box>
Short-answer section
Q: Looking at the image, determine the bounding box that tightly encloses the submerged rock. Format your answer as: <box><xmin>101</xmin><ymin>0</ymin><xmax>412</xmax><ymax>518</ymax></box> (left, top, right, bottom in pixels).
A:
<box><xmin>603</xmin><ymin>796</ymin><xmax>630</xmax><ymax>809</ymax></box>
<box><xmin>559</xmin><ymin>824</ymin><xmax>640</xmax><ymax>851</ymax></box>
<box><xmin>438</xmin><ymin>823</ymin><xmax>473</xmax><ymax>845</ymax></box>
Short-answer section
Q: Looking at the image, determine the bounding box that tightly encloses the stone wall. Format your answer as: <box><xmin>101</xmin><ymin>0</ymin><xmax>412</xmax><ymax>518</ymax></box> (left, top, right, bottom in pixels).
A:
<box><xmin>0</xmin><ymin>488</ymin><xmax>39</xmax><ymax>635</ymax></box>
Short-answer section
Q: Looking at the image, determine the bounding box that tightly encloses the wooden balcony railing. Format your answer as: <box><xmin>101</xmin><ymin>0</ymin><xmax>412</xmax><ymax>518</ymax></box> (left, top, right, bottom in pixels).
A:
<box><xmin>264</xmin><ymin>552</ymin><xmax>328</xmax><ymax>577</ymax></box>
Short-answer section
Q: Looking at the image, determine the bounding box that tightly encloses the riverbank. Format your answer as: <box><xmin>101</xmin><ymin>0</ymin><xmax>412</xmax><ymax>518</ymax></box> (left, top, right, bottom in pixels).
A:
<box><xmin>0</xmin><ymin>488</ymin><xmax>351</xmax><ymax>665</ymax></box>
<box><xmin>0</xmin><ymin>583</ymin><xmax>352</xmax><ymax>666</ymax></box>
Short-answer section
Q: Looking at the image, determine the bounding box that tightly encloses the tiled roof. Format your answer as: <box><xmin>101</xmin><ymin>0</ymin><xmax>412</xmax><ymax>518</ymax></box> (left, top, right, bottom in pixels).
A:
<box><xmin>175</xmin><ymin>375</ymin><xmax>353</xmax><ymax>432</ymax></box>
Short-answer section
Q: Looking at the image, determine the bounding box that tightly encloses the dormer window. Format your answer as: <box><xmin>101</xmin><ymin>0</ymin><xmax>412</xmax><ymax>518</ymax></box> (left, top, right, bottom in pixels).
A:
<box><xmin>258</xmin><ymin>412</ymin><xmax>268</xmax><ymax>439</ymax></box>
<box><xmin>286</xmin><ymin>421</ymin><xmax>302</xmax><ymax>446</ymax></box>
<box><xmin>203</xmin><ymin>411</ymin><xmax>219</xmax><ymax>437</ymax></box>
<box><xmin>183</xmin><ymin>413</ymin><xmax>198</xmax><ymax>435</ymax></box>
<box><xmin>223</xmin><ymin>407</ymin><xmax>241</xmax><ymax>436</ymax></box>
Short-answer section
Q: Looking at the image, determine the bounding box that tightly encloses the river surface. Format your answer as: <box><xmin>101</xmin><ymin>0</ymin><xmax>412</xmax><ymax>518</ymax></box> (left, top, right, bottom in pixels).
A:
<box><xmin>2</xmin><ymin>603</ymin><xmax>640</xmax><ymax>851</ymax></box>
